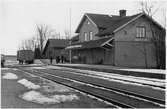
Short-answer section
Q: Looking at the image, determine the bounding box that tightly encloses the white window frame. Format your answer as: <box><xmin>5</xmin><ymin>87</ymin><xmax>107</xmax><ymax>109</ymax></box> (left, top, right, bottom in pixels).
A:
<box><xmin>90</xmin><ymin>31</ymin><xmax>93</xmax><ymax>40</ymax></box>
<box><xmin>136</xmin><ymin>26</ymin><xmax>146</xmax><ymax>38</ymax></box>
<box><xmin>84</xmin><ymin>32</ymin><xmax>88</xmax><ymax>41</ymax></box>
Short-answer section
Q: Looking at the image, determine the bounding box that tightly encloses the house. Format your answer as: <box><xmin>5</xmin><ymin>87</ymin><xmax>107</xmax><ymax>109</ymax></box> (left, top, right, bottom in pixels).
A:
<box><xmin>43</xmin><ymin>39</ymin><xmax>69</xmax><ymax>59</ymax></box>
<box><xmin>66</xmin><ymin>10</ymin><xmax>165</xmax><ymax>68</ymax></box>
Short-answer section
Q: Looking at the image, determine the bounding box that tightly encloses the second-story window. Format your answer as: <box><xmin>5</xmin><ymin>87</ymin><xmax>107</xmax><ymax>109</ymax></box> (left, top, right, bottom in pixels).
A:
<box><xmin>84</xmin><ymin>32</ymin><xmax>88</xmax><ymax>41</ymax></box>
<box><xmin>136</xmin><ymin>26</ymin><xmax>146</xmax><ymax>38</ymax></box>
<box><xmin>90</xmin><ymin>32</ymin><xmax>93</xmax><ymax>40</ymax></box>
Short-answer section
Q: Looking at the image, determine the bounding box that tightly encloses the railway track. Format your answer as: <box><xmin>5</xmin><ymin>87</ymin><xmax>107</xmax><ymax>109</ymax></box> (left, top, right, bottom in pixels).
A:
<box><xmin>44</xmin><ymin>66</ymin><xmax>165</xmax><ymax>89</ymax></box>
<box><xmin>33</xmin><ymin>67</ymin><xmax>165</xmax><ymax>102</ymax></box>
<box><xmin>17</xmin><ymin>67</ymin><xmax>165</xmax><ymax>108</ymax></box>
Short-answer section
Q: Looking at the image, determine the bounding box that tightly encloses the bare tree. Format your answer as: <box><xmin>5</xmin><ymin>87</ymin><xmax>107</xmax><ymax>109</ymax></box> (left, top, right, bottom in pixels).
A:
<box><xmin>36</xmin><ymin>24</ymin><xmax>54</xmax><ymax>52</ymax></box>
<box><xmin>64</xmin><ymin>29</ymin><xmax>71</xmax><ymax>39</ymax></box>
<box><xmin>138</xmin><ymin>0</ymin><xmax>166</xmax><ymax>69</ymax></box>
<box><xmin>139</xmin><ymin>0</ymin><xmax>160</xmax><ymax>18</ymax></box>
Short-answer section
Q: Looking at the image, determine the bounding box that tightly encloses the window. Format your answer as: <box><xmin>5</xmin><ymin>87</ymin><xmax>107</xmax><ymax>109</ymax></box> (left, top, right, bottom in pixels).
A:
<box><xmin>136</xmin><ymin>26</ymin><xmax>146</xmax><ymax>38</ymax></box>
<box><xmin>84</xmin><ymin>32</ymin><xmax>88</xmax><ymax>41</ymax></box>
<box><xmin>90</xmin><ymin>32</ymin><xmax>93</xmax><ymax>40</ymax></box>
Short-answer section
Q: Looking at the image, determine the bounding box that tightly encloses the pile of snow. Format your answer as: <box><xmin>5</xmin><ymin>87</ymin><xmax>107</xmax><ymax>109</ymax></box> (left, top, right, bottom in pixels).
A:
<box><xmin>20</xmin><ymin>90</ymin><xmax>79</xmax><ymax>104</ymax></box>
<box><xmin>1</xmin><ymin>68</ymin><xmax>10</xmax><ymax>70</ymax></box>
<box><xmin>2</xmin><ymin>73</ymin><xmax>18</xmax><ymax>79</ymax></box>
<box><xmin>17</xmin><ymin>79</ymin><xmax>40</xmax><ymax>89</ymax></box>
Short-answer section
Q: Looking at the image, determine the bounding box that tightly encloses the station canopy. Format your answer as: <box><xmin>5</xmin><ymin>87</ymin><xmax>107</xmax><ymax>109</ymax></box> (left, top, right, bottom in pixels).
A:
<box><xmin>65</xmin><ymin>37</ymin><xmax>113</xmax><ymax>50</ymax></box>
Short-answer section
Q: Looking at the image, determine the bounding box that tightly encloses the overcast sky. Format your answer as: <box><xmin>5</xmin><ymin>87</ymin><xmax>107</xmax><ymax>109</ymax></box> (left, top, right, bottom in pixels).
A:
<box><xmin>0</xmin><ymin>0</ymin><xmax>166</xmax><ymax>55</ymax></box>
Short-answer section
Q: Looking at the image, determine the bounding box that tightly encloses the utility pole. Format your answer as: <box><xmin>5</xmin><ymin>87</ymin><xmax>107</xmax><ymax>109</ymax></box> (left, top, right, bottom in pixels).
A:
<box><xmin>69</xmin><ymin>2</ymin><xmax>72</xmax><ymax>64</ymax></box>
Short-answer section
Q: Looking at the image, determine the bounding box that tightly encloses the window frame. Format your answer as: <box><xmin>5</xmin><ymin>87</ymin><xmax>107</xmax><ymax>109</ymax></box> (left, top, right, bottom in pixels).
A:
<box><xmin>90</xmin><ymin>31</ymin><xmax>93</xmax><ymax>40</ymax></box>
<box><xmin>84</xmin><ymin>32</ymin><xmax>88</xmax><ymax>41</ymax></box>
<box><xmin>136</xmin><ymin>26</ymin><xmax>146</xmax><ymax>38</ymax></box>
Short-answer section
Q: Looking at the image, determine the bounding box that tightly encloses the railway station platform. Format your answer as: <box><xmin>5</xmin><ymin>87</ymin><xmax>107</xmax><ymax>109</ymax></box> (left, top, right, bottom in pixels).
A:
<box><xmin>39</xmin><ymin>59</ymin><xmax>166</xmax><ymax>79</ymax></box>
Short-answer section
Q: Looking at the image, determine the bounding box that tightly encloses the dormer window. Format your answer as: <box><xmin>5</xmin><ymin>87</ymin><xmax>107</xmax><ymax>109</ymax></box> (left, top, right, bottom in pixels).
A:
<box><xmin>136</xmin><ymin>26</ymin><xmax>146</xmax><ymax>38</ymax></box>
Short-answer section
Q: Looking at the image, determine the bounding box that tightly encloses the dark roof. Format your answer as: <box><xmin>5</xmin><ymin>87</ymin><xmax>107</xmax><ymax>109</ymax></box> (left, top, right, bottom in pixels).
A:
<box><xmin>86</xmin><ymin>13</ymin><xmax>121</xmax><ymax>29</ymax></box>
<box><xmin>71</xmin><ymin>35</ymin><xmax>79</xmax><ymax>42</ymax></box>
<box><xmin>43</xmin><ymin>39</ymin><xmax>69</xmax><ymax>54</ymax></box>
<box><xmin>75</xmin><ymin>12</ymin><xmax>142</xmax><ymax>35</ymax></box>
<box><xmin>96</xmin><ymin>13</ymin><xmax>142</xmax><ymax>36</ymax></box>
<box><xmin>66</xmin><ymin>37</ymin><xmax>112</xmax><ymax>50</ymax></box>
<box><xmin>48</xmin><ymin>39</ymin><xmax>69</xmax><ymax>47</ymax></box>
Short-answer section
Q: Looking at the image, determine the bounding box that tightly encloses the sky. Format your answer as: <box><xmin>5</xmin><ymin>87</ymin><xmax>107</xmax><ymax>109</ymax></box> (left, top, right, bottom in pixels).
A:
<box><xmin>0</xmin><ymin>0</ymin><xmax>166</xmax><ymax>55</ymax></box>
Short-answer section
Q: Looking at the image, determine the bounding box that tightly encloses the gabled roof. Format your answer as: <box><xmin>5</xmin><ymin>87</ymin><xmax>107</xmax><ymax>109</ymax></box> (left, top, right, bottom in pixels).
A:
<box><xmin>76</xmin><ymin>12</ymin><xmax>164</xmax><ymax>36</ymax></box>
<box><xmin>75</xmin><ymin>12</ymin><xmax>142</xmax><ymax>34</ymax></box>
<box><xmin>43</xmin><ymin>39</ymin><xmax>69</xmax><ymax>54</ymax></box>
<box><xmin>97</xmin><ymin>13</ymin><xmax>142</xmax><ymax>36</ymax></box>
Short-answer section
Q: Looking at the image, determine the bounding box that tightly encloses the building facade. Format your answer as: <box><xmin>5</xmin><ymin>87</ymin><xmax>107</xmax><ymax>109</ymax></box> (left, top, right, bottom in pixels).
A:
<box><xmin>43</xmin><ymin>39</ymin><xmax>69</xmax><ymax>59</ymax></box>
<box><xmin>66</xmin><ymin>10</ymin><xmax>165</xmax><ymax>68</ymax></box>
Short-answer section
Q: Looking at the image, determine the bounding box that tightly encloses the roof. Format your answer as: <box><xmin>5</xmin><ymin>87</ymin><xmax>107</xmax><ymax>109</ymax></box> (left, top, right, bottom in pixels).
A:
<box><xmin>43</xmin><ymin>39</ymin><xmax>69</xmax><ymax>54</ymax></box>
<box><xmin>71</xmin><ymin>35</ymin><xmax>79</xmax><ymax>42</ymax></box>
<box><xmin>96</xmin><ymin>13</ymin><xmax>142</xmax><ymax>36</ymax></box>
<box><xmin>66</xmin><ymin>37</ymin><xmax>113</xmax><ymax>50</ymax></box>
<box><xmin>76</xmin><ymin>12</ymin><xmax>164</xmax><ymax>36</ymax></box>
<box><xmin>75</xmin><ymin>13</ymin><xmax>142</xmax><ymax>34</ymax></box>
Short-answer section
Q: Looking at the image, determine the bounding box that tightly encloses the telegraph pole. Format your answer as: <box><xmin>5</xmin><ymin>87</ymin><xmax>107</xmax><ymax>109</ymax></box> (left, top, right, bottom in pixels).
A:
<box><xmin>69</xmin><ymin>2</ymin><xmax>72</xmax><ymax>63</ymax></box>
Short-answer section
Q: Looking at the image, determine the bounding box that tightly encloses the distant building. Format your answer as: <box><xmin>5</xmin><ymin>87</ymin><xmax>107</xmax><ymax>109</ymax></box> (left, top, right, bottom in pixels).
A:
<box><xmin>43</xmin><ymin>39</ymin><xmax>69</xmax><ymax>59</ymax></box>
<box><xmin>66</xmin><ymin>10</ymin><xmax>165</xmax><ymax>68</ymax></box>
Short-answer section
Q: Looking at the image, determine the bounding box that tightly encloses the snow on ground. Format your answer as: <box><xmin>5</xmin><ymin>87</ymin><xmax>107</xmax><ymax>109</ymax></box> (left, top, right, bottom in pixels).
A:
<box><xmin>30</xmin><ymin>67</ymin><xmax>46</xmax><ymax>69</ymax></box>
<box><xmin>120</xmin><ymin>68</ymin><xmax>166</xmax><ymax>74</ymax></box>
<box><xmin>53</xmin><ymin>67</ymin><xmax>165</xmax><ymax>87</ymax></box>
<box><xmin>79</xmin><ymin>69</ymin><xmax>165</xmax><ymax>87</ymax></box>
<box><xmin>17</xmin><ymin>79</ymin><xmax>40</xmax><ymax>89</ymax></box>
<box><xmin>2</xmin><ymin>73</ymin><xmax>18</xmax><ymax>79</ymax></box>
<box><xmin>5</xmin><ymin>60</ymin><xmax>18</xmax><ymax>65</ymax></box>
<box><xmin>45</xmin><ymin>65</ymin><xmax>63</xmax><ymax>70</ymax></box>
<box><xmin>20</xmin><ymin>90</ymin><xmax>79</xmax><ymax>104</ymax></box>
<box><xmin>12</xmin><ymin>68</ymin><xmax>18</xmax><ymax>71</ymax></box>
<box><xmin>41</xmin><ymin>81</ymin><xmax>70</xmax><ymax>93</ymax></box>
<box><xmin>1</xmin><ymin>68</ymin><xmax>11</xmax><ymax>70</ymax></box>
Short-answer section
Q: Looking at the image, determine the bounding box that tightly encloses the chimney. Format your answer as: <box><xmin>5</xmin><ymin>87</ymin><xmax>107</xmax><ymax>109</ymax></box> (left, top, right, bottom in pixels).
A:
<box><xmin>119</xmin><ymin>10</ymin><xmax>126</xmax><ymax>17</ymax></box>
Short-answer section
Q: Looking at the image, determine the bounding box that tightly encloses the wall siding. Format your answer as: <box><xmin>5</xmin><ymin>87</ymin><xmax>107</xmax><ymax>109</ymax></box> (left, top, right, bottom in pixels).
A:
<box><xmin>114</xmin><ymin>16</ymin><xmax>157</xmax><ymax>68</ymax></box>
<box><xmin>79</xmin><ymin>18</ymin><xmax>99</xmax><ymax>42</ymax></box>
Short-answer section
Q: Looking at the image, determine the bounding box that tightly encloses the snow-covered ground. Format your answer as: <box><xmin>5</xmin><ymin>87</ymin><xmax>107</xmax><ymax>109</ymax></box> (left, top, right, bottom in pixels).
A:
<box><xmin>4</xmin><ymin>60</ymin><xmax>19</xmax><ymax>66</ymax></box>
<box><xmin>1</xmin><ymin>57</ymin><xmax>111</xmax><ymax>107</ymax></box>
<box><xmin>1</xmin><ymin>69</ymin><xmax>80</xmax><ymax>105</ymax></box>
<box><xmin>56</xmin><ymin>63</ymin><xmax>166</xmax><ymax>74</ymax></box>
<box><xmin>120</xmin><ymin>68</ymin><xmax>166</xmax><ymax>74</ymax></box>
<box><xmin>20</xmin><ymin>90</ymin><xmax>79</xmax><ymax>104</ymax></box>
<box><xmin>2</xmin><ymin>73</ymin><xmax>18</xmax><ymax>80</ymax></box>
<box><xmin>30</xmin><ymin>67</ymin><xmax>46</xmax><ymax>69</ymax></box>
<box><xmin>16</xmin><ymin>74</ymin><xmax>79</xmax><ymax>104</ymax></box>
<box><xmin>18</xmin><ymin>79</ymin><xmax>40</xmax><ymax>89</ymax></box>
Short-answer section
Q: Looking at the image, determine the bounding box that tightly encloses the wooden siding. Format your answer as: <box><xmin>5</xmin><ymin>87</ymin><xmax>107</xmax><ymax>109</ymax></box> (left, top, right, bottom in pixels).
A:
<box><xmin>114</xmin><ymin>16</ymin><xmax>157</xmax><ymax>68</ymax></box>
<box><xmin>79</xmin><ymin>18</ymin><xmax>99</xmax><ymax>42</ymax></box>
